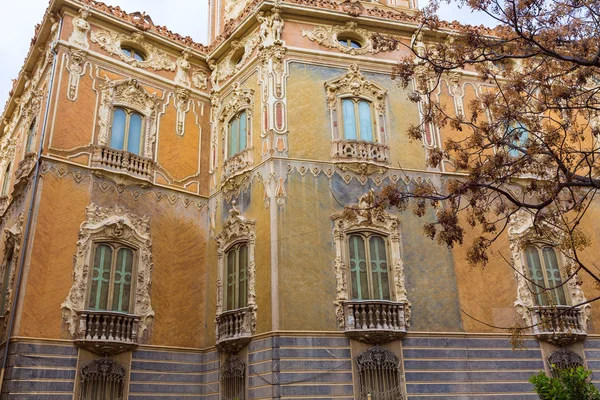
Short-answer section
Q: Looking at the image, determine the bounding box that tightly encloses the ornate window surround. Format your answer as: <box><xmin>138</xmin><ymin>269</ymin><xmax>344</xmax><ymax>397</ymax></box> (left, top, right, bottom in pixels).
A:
<box><xmin>302</xmin><ymin>21</ymin><xmax>394</xmax><ymax>55</ymax></box>
<box><xmin>331</xmin><ymin>190</ymin><xmax>410</xmax><ymax>329</ymax></box>
<box><xmin>0</xmin><ymin>213</ymin><xmax>24</xmax><ymax>337</ymax></box>
<box><xmin>97</xmin><ymin>78</ymin><xmax>159</xmax><ymax>159</ymax></box>
<box><xmin>326</xmin><ymin>65</ymin><xmax>390</xmax><ymax>165</ymax></box>
<box><xmin>508</xmin><ymin>210</ymin><xmax>590</xmax><ymax>328</ymax></box>
<box><xmin>61</xmin><ymin>204</ymin><xmax>154</xmax><ymax>340</ymax></box>
<box><xmin>214</xmin><ymin>202</ymin><xmax>257</xmax><ymax>332</ymax></box>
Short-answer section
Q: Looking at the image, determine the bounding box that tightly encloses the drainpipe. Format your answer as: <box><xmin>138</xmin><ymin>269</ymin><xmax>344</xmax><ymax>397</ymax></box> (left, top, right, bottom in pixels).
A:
<box><xmin>0</xmin><ymin>15</ymin><xmax>63</xmax><ymax>390</ymax></box>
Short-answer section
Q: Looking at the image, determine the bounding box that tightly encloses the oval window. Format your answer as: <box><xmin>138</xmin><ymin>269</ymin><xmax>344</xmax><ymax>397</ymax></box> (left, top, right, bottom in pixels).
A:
<box><xmin>338</xmin><ymin>37</ymin><xmax>363</xmax><ymax>49</ymax></box>
<box><xmin>121</xmin><ymin>46</ymin><xmax>146</xmax><ymax>62</ymax></box>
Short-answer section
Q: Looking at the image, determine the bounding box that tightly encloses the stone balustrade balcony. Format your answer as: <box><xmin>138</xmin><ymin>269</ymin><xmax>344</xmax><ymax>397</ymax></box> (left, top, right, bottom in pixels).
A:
<box><xmin>215</xmin><ymin>306</ymin><xmax>253</xmax><ymax>353</ymax></box>
<box><xmin>331</xmin><ymin>140</ymin><xmax>390</xmax><ymax>165</ymax></box>
<box><xmin>75</xmin><ymin>310</ymin><xmax>140</xmax><ymax>355</ymax></box>
<box><xmin>530</xmin><ymin>305</ymin><xmax>587</xmax><ymax>345</ymax></box>
<box><xmin>342</xmin><ymin>300</ymin><xmax>408</xmax><ymax>344</ymax></box>
<box><xmin>91</xmin><ymin>146</ymin><xmax>154</xmax><ymax>181</ymax></box>
<box><xmin>223</xmin><ymin>148</ymin><xmax>253</xmax><ymax>180</ymax></box>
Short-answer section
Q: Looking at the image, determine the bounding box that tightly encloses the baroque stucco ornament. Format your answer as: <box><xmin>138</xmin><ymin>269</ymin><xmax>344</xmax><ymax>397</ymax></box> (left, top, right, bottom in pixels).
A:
<box><xmin>68</xmin><ymin>8</ymin><xmax>91</xmax><ymax>49</ymax></box>
<box><xmin>91</xmin><ymin>30</ymin><xmax>176</xmax><ymax>71</ymax></box>
<box><xmin>209</xmin><ymin>33</ymin><xmax>260</xmax><ymax>89</ymax></box>
<box><xmin>331</xmin><ymin>190</ymin><xmax>411</xmax><ymax>329</ymax></box>
<box><xmin>507</xmin><ymin>209</ymin><xmax>591</xmax><ymax>328</ymax></box>
<box><xmin>97</xmin><ymin>78</ymin><xmax>159</xmax><ymax>158</ymax></box>
<box><xmin>0</xmin><ymin>213</ymin><xmax>24</xmax><ymax>335</ymax></box>
<box><xmin>214</xmin><ymin>202</ymin><xmax>257</xmax><ymax>333</ymax></box>
<box><xmin>302</xmin><ymin>21</ymin><xmax>393</xmax><ymax>55</ymax></box>
<box><xmin>61</xmin><ymin>204</ymin><xmax>155</xmax><ymax>340</ymax></box>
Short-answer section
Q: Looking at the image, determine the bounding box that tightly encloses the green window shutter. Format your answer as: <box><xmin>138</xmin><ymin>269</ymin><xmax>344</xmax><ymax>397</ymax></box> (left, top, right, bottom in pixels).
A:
<box><xmin>525</xmin><ymin>246</ymin><xmax>547</xmax><ymax>305</ymax></box>
<box><xmin>542</xmin><ymin>246</ymin><xmax>567</xmax><ymax>305</ymax></box>
<box><xmin>369</xmin><ymin>235</ymin><xmax>390</xmax><ymax>300</ymax></box>
<box><xmin>90</xmin><ymin>244</ymin><xmax>113</xmax><ymax>310</ymax></box>
<box><xmin>349</xmin><ymin>234</ymin><xmax>369</xmax><ymax>300</ymax></box>
<box><xmin>226</xmin><ymin>249</ymin><xmax>237</xmax><ymax>311</ymax></box>
<box><xmin>238</xmin><ymin>244</ymin><xmax>248</xmax><ymax>308</ymax></box>
<box><xmin>112</xmin><ymin>248</ymin><xmax>133</xmax><ymax>313</ymax></box>
<box><xmin>239</xmin><ymin>111</ymin><xmax>248</xmax><ymax>151</ymax></box>
<box><xmin>229</xmin><ymin>117</ymin><xmax>240</xmax><ymax>157</ymax></box>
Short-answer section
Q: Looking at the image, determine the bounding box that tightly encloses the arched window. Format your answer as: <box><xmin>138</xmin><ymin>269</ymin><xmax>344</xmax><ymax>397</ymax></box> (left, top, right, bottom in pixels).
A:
<box><xmin>25</xmin><ymin>117</ymin><xmax>36</xmax><ymax>153</ymax></box>
<box><xmin>88</xmin><ymin>243</ymin><xmax>135</xmax><ymax>313</ymax></box>
<box><xmin>524</xmin><ymin>244</ymin><xmax>567</xmax><ymax>306</ymax></box>
<box><xmin>221</xmin><ymin>355</ymin><xmax>246</xmax><ymax>400</ymax></box>
<box><xmin>225</xmin><ymin>243</ymin><xmax>248</xmax><ymax>311</ymax></box>
<box><xmin>1</xmin><ymin>163</ymin><xmax>12</xmax><ymax>197</ymax></box>
<box><xmin>356</xmin><ymin>347</ymin><xmax>404</xmax><ymax>400</ymax></box>
<box><xmin>506</xmin><ymin>122</ymin><xmax>528</xmax><ymax>157</ymax></box>
<box><xmin>228</xmin><ymin>111</ymin><xmax>248</xmax><ymax>158</ymax></box>
<box><xmin>110</xmin><ymin>107</ymin><xmax>144</xmax><ymax>155</ymax></box>
<box><xmin>341</xmin><ymin>98</ymin><xmax>374</xmax><ymax>142</ymax></box>
<box><xmin>79</xmin><ymin>358</ymin><xmax>126</xmax><ymax>400</ymax></box>
<box><xmin>338</xmin><ymin>37</ymin><xmax>362</xmax><ymax>49</ymax></box>
<box><xmin>121</xmin><ymin>46</ymin><xmax>146</xmax><ymax>62</ymax></box>
<box><xmin>348</xmin><ymin>232</ymin><xmax>390</xmax><ymax>301</ymax></box>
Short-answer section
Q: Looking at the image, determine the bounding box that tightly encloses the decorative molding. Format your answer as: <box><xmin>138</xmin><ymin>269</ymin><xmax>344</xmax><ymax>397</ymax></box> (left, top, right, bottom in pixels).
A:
<box><xmin>225</xmin><ymin>0</ymin><xmax>253</xmax><ymax>21</ymax></box>
<box><xmin>508</xmin><ymin>209</ymin><xmax>590</xmax><ymax>329</ymax></box>
<box><xmin>97</xmin><ymin>78</ymin><xmax>159</xmax><ymax>158</ymax></box>
<box><xmin>257</xmin><ymin>7</ymin><xmax>284</xmax><ymax>49</ymax></box>
<box><xmin>209</xmin><ymin>32</ymin><xmax>260</xmax><ymax>89</ymax></box>
<box><xmin>91</xmin><ymin>29</ymin><xmax>176</xmax><ymax>71</ymax></box>
<box><xmin>302</xmin><ymin>21</ymin><xmax>393</xmax><ymax>55</ymax></box>
<box><xmin>174</xmin><ymin>88</ymin><xmax>190</xmax><ymax>137</ymax></box>
<box><xmin>191</xmin><ymin>70</ymin><xmax>208</xmax><ymax>90</ymax></box>
<box><xmin>67</xmin><ymin>50</ymin><xmax>87</xmax><ymax>101</ymax></box>
<box><xmin>548</xmin><ymin>348</ymin><xmax>584</xmax><ymax>374</ymax></box>
<box><xmin>331</xmin><ymin>190</ymin><xmax>411</xmax><ymax>329</ymax></box>
<box><xmin>214</xmin><ymin>201</ymin><xmax>257</xmax><ymax>337</ymax></box>
<box><xmin>0</xmin><ymin>213</ymin><xmax>24</xmax><ymax>336</ymax></box>
<box><xmin>174</xmin><ymin>50</ymin><xmax>192</xmax><ymax>88</ymax></box>
<box><xmin>61</xmin><ymin>203</ymin><xmax>155</xmax><ymax>340</ymax></box>
<box><xmin>68</xmin><ymin>8</ymin><xmax>91</xmax><ymax>49</ymax></box>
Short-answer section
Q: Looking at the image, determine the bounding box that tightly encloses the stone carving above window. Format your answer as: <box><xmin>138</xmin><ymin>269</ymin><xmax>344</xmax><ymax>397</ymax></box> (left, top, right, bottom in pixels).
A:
<box><xmin>209</xmin><ymin>33</ymin><xmax>260</xmax><ymax>89</ymax></box>
<box><xmin>331</xmin><ymin>190</ymin><xmax>411</xmax><ymax>331</ymax></box>
<box><xmin>302</xmin><ymin>21</ymin><xmax>393</xmax><ymax>55</ymax></box>
<box><xmin>508</xmin><ymin>209</ymin><xmax>589</xmax><ymax>343</ymax></box>
<box><xmin>61</xmin><ymin>204</ymin><xmax>154</xmax><ymax>340</ymax></box>
<box><xmin>97</xmin><ymin>78</ymin><xmax>159</xmax><ymax>158</ymax></box>
<box><xmin>91</xmin><ymin>30</ymin><xmax>176</xmax><ymax>71</ymax></box>
<box><xmin>192</xmin><ymin>70</ymin><xmax>208</xmax><ymax>90</ymax></box>
<box><xmin>68</xmin><ymin>8</ymin><xmax>91</xmax><ymax>49</ymax></box>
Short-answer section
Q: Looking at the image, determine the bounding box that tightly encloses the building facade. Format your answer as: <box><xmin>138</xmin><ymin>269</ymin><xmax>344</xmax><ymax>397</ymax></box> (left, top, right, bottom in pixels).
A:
<box><xmin>0</xmin><ymin>0</ymin><xmax>599</xmax><ymax>399</ymax></box>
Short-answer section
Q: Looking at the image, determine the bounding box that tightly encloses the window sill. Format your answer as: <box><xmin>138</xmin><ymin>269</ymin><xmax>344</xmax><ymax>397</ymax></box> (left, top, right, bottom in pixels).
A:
<box><xmin>91</xmin><ymin>146</ymin><xmax>155</xmax><ymax>182</ymax></box>
<box><xmin>74</xmin><ymin>310</ymin><xmax>140</xmax><ymax>355</ymax></box>
<box><xmin>223</xmin><ymin>148</ymin><xmax>253</xmax><ymax>181</ymax></box>
<box><xmin>215</xmin><ymin>306</ymin><xmax>254</xmax><ymax>353</ymax></box>
<box><xmin>530</xmin><ymin>305</ymin><xmax>587</xmax><ymax>345</ymax></box>
<box><xmin>342</xmin><ymin>300</ymin><xmax>408</xmax><ymax>344</ymax></box>
<box><xmin>331</xmin><ymin>140</ymin><xmax>390</xmax><ymax>165</ymax></box>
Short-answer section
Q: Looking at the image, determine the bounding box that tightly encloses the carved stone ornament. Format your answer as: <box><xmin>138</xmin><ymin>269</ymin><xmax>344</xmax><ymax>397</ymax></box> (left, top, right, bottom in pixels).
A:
<box><xmin>225</xmin><ymin>0</ymin><xmax>252</xmax><ymax>20</ymax></box>
<box><xmin>257</xmin><ymin>7</ymin><xmax>284</xmax><ymax>48</ymax></box>
<box><xmin>214</xmin><ymin>201</ymin><xmax>257</xmax><ymax>332</ymax></box>
<box><xmin>507</xmin><ymin>209</ymin><xmax>591</xmax><ymax>328</ymax></box>
<box><xmin>548</xmin><ymin>348</ymin><xmax>584</xmax><ymax>375</ymax></box>
<box><xmin>91</xmin><ymin>29</ymin><xmax>176</xmax><ymax>71</ymax></box>
<box><xmin>302</xmin><ymin>21</ymin><xmax>393</xmax><ymax>55</ymax></box>
<box><xmin>0</xmin><ymin>213</ymin><xmax>24</xmax><ymax>336</ymax></box>
<box><xmin>174</xmin><ymin>50</ymin><xmax>191</xmax><ymax>87</ymax></box>
<box><xmin>97</xmin><ymin>78</ymin><xmax>159</xmax><ymax>158</ymax></box>
<box><xmin>174</xmin><ymin>88</ymin><xmax>190</xmax><ymax>137</ymax></box>
<box><xmin>331</xmin><ymin>190</ymin><xmax>411</xmax><ymax>329</ymax></box>
<box><xmin>68</xmin><ymin>8</ymin><xmax>91</xmax><ymax>49</ymax></box>
<box><xmin>61</xmin><ymin>204</ymin><xmax>155</xmax><ymax>340</ymax></box>
<box><xmin>191</xmin><ymin>70</ymin><xmax>208</xmax><ymax>90</ymax></box>
<box><xmin>209</xmin><ymin>33</ymin><xmax>260</xmax><ymax>88</ymax></box>
<box><xmin>67</xmin><ymin>50</ymin><xmax>87</xmax><ymax>101</ymax></box>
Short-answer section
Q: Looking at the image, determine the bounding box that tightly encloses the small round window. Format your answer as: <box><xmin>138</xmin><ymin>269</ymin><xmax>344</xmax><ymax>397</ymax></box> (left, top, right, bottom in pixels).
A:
<box><xmin>121</xmin><ymin>46</ymin><xmax>146</xmax><ymax>62</ymax></box>
<box><xmin>231</xmin><ymin>48</ymin><xmax>246</xmax><ymax>67</ymax></box>
<box><xmin>338</xmin><ymin>37</ymin><xmax>363</xmax><ymax>49</ymax></box>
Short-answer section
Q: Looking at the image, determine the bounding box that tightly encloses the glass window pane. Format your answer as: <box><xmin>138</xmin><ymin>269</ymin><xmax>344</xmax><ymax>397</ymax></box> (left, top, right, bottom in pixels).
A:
<box><xmin>110</xmin><ymin>108</ymin><xmax>127</xmax><ymax>150</ymax></box>
<box><xmin>542</xmin><ymin>247</ymin><xmax>567</xmax><ymax>305</ymax></box>
<box><xmin>342</xmin><ymin>99</ymin><xmax>357</xmax><ymax>140</ymax></box>
<box><xmin>508</xmin><ymin>122</ymin><xmax>528</xmax><ymax>157</ymax></box>
<box><xmin>226</xmin><ymin>249</ymin><xmax>237</xmax><ymax>310</ymax></box>
<box><xmin>349</xmin><ymin>235</ymin><xmax>368</xmax><ymax>300</ymax></box>
<box><xmin>229</xmin><ymin>117</ymin><xmax>240</xmax><ymax>157</ymax></box>
<box><xmin>525</xmin><ymin>246</ymin><xmax>547</xmax><ymax>305</ymax></box>
<box><xmin>239</xmin><ymin>112</ymin><xmax>247</xmax><ymax>151</ymax></box>
<box><xmin>358</xmin><ymin>101</ymin><xmax>373</xmax><ymax>141</ymax></box>
<box><xmin>238</xmin><ymin>245</ymin><xmax>248</xmax><ymax>308</ymax></box>
<box><xmin>369</xmin><ymin>235</ymin><xmax>390</xmax><ymax>300</ymax></box>
<box><xmin>133</xmin><ymin>51</ymin><xmax>144</xmax><ymax>62</ymax></box>
<box><xmin>127</xmin><ymin>113</ymin><xmax>143</xmax><ymax>155</ymax></box>
<box><xmin>112</xmin><ymin>248</ymin><xmax>133</xmax><ymax>313</ymax></box>
<box><xmin>122</xmin><ymin>48</ymin><xmax>132</xmax><ymax>57</ymax></box>
<box><xmin>26</xmin><ymin>118</ymin><xmax>36</xmax><ymax>153</ymax></box>
<box><xmin>90</xmin><ymin>244</ymin><xmax>112</xmax><ymax>310</ymax></box>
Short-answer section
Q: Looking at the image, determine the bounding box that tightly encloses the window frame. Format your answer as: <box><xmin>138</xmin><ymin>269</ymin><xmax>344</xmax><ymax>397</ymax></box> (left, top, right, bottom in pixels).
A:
<box><xmin>339</xmin><ymin>96</ymin><xmax>377</xmax><ymax>142</ymax></box>
<box><xmin>226</xmin><ymin>110</ymin><xmax>250</xmax><ymax>159</ymax></box>
<box><xmin>345</xmin><ymin>230</ymin><xmax>393</xmax><ymax>301</ymax></box>
<box><xmin>86</xmin><ymin>241</ymin><xmax>138</xmax><ymax>314</ymax></box>
<box><xmin>1</xmin><ymin>163</ymin><xmax>12</xmax><ymax>197</ymax></box>
<box><xmin>224</xmin><ymin>240</ymin><xmax>249</xmax><ymax>312</ymax></box>
<box><xmin>25</xmin><ymin>117</ymin><xmax>37</xmax><ymax>154</ymax></box>
<box><xmin>120</xmin><ymin>45</ymin><xmax>146</xmax><ymax>62</ymax></box>
<box><xmin>522</xmin><ymin>242</ymin><xmax>568</xmax><ymax>306</ymax></box>
<box><xmin>109</xmin><ymin>106</ymin><xmax>145</xmax><ymax>156</ymax></box>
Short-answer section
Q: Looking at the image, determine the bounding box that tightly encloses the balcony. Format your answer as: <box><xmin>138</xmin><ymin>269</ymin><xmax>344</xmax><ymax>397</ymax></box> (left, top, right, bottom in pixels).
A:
<box><xmin>13</xmin><ymin>152</ymin><xmax>36</xmax><ymax>191</ymax></box>
<box><xmin>342</xmin><ymin>300</ymin><xmax>408</xmax><ymax>344</ymax></box>
<box><xmin>530</xmin><ymin>306</ymin><xmax>587</xmax><ymax>345</ymax></box>
<box><xmin>215</xmin><ymin>307</ymin><xmax>253</xmax><ymax>353</ymax></box>
<box><xmin>91</xmin><ymin>146</ymin><xmax>154</xmax><ymax>182</ymax></box>
<box><xmin>75</xmin><ymin>311</ymin><xmax>140</xmax><ymax>355</ymax></box>
<box><xmin>223</xmin><ymin>148</ymin><xmax>253</xmax><ymax>180</ymax></box>
<box><xmin>331</xmin><ymin>140</ymin><xmax>390</xmax><ymax>165</ymax></box>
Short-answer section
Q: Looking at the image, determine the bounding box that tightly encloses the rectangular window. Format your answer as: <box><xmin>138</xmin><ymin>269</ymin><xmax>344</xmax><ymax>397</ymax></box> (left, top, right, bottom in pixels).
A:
<box><xmin>228</xmin><ymin>111</ymin><xmax>248</xmax><ymax>157</ymax></box>
<box><xmin>342</xmin><ymin>98</ymin><xmax>375</xmax><ymax>142</ymax></box>
<box><xmin>89</xmin><ymin>243</ymin><xmax>134</xmax><ymax>313</ymax></box>
<box><xmin>225</xmin><ymin>243</ymin><xmax>248</xmax><ymax>311</ymax></box>
<box><xmin>525</xmin><ymin>245</ymin><xmax>567</xmax><ymax>306</ymax></box>
<box><xmin>348</xmin><ymin>233</ymin><xmax>390</xmax><ymax>301</ymax></box>
<box><xmin>110</xmin><ymin>108</ymin><xmax>144</xmax><ymax>155</ymax></box>
<box><xmin>25</xmin><ymin>118</ymin><xmax>36</xmax><ymax>153</ymax></box>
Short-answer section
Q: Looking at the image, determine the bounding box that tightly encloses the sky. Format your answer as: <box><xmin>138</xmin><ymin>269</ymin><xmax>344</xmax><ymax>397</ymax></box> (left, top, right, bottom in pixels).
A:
<box><xmin>0</xmin><ymin>0</ymin><xmax>494</xmax><ymax>110</ymax></box>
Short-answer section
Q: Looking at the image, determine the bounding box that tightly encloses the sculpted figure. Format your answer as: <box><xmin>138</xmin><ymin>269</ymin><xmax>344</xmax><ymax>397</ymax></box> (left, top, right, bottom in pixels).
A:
<box><xmin>69</xmin><ymin>8</ymin><xmax>91</xmax><ymax>49</ymax></box>
<box><xmin>175</xmin><ymin>50</ymin><xmax>191</xmax><ymax>87</ymax></box>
